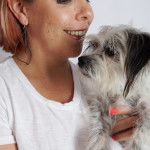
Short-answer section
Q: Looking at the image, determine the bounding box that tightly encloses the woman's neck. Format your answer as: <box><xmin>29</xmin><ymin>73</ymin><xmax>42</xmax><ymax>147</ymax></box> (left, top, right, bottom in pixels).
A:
<box><xmin>13</xmin><ymin>51</ymin><xmax>74</xmax><ymax>103</ymax></box>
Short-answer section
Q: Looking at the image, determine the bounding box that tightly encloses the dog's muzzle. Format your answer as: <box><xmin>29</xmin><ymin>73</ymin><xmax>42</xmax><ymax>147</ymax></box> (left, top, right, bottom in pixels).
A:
<box><xmin>78</xmin><ymin>56</ymin><xmax>91</xmax><ymax>68</ymax></box>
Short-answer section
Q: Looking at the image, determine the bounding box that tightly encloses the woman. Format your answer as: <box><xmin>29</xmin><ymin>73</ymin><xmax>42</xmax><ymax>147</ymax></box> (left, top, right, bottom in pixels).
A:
<box><xmin>0</xmin><ymin>0</ymin><xmax>137</xmax><ymax>149</ymax></box>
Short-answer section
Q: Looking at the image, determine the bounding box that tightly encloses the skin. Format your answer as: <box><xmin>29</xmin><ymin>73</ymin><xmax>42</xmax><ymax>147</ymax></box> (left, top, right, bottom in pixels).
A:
<box><xmin>111</xmin><ymin>106</ymin><xmax>138</xmax><ymax>141</ymax></box>
<box><xmin>0</xmin><ymin>0</ymin><xmax>138</xmax><ymax>149</ymax></box>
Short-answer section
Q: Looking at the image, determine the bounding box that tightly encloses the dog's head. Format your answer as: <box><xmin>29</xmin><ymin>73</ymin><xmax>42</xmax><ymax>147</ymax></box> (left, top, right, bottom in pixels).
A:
<box><xmin>78</xmin><ymin>25</ymin><xmax>150</xmax><ymax>97</ymax></box>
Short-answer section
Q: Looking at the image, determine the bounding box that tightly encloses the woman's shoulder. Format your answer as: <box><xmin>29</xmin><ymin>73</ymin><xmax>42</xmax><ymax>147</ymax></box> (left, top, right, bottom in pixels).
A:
<box><xmin>0</xmin><ymin>57</ymin><xmax>17</xmax><ymax>89</ymax></box>
<box><xmin>0</xmin><ymin>56</ymin><xmax>16</xmax><ymax>74</ymax></box>
<box><xmin>0</xmin><ymin>56</ymin><xmax>12</xmax><ymax>70</ymax></box>
<box><xmin>0</xmin><ymin>57</ymin><xmax>12</xmax><ymax>83</ymax></box>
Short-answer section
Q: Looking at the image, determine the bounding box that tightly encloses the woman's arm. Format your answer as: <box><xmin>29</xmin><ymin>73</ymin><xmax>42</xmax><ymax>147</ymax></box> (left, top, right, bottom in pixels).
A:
<box><xmin>111</xmin><ymin>106</ymin><xmax>138</xmax><ymax>141</ymax></box>
<box><xmin>0</xmin><ymin>144</ymin><xmax>18</xmax><ymax>150</ymax></box>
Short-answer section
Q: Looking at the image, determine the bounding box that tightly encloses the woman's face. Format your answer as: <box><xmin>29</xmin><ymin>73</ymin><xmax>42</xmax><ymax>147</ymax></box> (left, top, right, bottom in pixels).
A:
<box><xmin>26</xmin><ymin>0</ymin><xmax>94</xmax><ymax>58</ymax></box>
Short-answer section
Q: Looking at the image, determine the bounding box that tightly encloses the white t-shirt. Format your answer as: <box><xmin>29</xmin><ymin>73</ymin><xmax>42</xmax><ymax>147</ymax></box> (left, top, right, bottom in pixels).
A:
<box><xmin>0</xmin><ymin>57</ymin><xmax>89</xmax><ymax>150</ymax></box>
<box><xmin>0</xmin><ymin>57</ymin><xmax>123</xmax><ymax>150</ymax></box>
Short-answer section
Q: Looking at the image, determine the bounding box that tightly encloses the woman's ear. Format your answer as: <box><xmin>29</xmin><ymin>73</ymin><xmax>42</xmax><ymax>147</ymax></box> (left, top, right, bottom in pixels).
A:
<box><xmin>7</xmin><ymin>0</ymin><xmax>28</xmax><ymax>26</ymax></box>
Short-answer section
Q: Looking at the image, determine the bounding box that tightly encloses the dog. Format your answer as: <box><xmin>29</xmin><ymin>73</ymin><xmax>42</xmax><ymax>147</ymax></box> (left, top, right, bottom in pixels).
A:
<box><xmin>77</xmin><ymin>25</ymin><xmax>150</xmax><ymax>150</ymax></box>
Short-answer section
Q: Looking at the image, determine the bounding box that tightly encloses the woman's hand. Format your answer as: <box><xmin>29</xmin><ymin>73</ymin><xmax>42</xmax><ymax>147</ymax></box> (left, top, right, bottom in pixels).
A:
<box><xmin>110</xmin><ymin>106</ymin><xmax>138</xmax><ymax>141</ymax></box>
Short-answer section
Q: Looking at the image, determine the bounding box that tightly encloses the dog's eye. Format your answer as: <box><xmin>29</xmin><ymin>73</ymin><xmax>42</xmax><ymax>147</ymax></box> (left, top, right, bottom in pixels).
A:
<box><xmin>105</xmin><ymin>47</ymin><xmax>117</xmax><ymax>57</ymax></box>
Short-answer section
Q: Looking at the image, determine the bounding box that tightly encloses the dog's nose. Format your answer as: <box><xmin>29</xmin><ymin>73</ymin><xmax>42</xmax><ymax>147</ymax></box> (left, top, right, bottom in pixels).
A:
<box><xmin>78</xmin><ymin>56</ymin><xmax>91</xmax><ymax>67</ymax></box>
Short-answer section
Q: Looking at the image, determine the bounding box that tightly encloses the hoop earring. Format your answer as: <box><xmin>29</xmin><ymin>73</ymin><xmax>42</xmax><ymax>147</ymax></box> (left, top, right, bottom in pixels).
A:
<box><xmin>14</xmin><ymin>26</ymin><xmax>32</xmax><ymax>65</ymax></box>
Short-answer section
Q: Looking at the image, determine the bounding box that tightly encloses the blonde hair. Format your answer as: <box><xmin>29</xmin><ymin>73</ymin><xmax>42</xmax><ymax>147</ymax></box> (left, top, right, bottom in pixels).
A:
<box><xmin>0</xmin><ymin>0</ymin><xmax>32</xmax><ymax>53</ymax></box>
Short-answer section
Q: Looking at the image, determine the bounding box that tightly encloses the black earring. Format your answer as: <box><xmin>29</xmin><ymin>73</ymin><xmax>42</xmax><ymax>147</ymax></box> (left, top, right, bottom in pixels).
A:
<box><xmin>14</xmin><ymin>26</ymin><xmax>32</xmax><ymax>65</ymax></box>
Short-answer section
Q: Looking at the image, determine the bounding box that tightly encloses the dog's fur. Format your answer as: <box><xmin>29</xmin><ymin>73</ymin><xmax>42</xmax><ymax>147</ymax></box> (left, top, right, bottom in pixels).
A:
<box><xmin>78</xmin><ymin>25</ymin><xmax>150</xmax><ymax>150</ymax></box>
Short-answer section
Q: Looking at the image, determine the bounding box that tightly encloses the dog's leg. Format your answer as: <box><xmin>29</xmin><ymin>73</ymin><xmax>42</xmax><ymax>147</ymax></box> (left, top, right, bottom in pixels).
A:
<box><xmin>87</xmin><ymin>100</ymin><xmax>112</xmax><ymax>150</ymax></box>
<box><xmin>127</xmin><ymin>107</ymin><xmax>150</xmax><ymax>150</ymax></box>
<box><xmin>87</xmin><ymin>124</ymin><xmax>111</xmax><ymax>150</ymax></box>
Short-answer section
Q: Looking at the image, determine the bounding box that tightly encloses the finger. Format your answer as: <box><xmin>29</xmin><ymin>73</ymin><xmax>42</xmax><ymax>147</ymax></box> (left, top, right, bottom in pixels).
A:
<box><xmin>112</xmin><ymin>128</ymin><xmax>134</xmax><ymax>142</ymax></box>
<box><xmin>110</xmin><ymin>105</ymin><xmax>137</xmax><ymax>115</ymax></box>
<box><xmin>112</xmin><ymin>116</ymin><xmax>138</xmax><ymax>134</ymax></box>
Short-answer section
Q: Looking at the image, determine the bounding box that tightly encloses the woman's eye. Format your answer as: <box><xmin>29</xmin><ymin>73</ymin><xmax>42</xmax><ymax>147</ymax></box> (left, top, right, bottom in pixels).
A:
<box><xmin>105</xmin><ymin>47</ymin><xmax>117</xmax><ymax>57</ymax></box>
<box><xmin>57</xmin><ymin>0</ymin><xmax>71</xmax><ymax>4</ymax></box>
<box><xmin>57</xmin><ymin>0</ymin><xmax>90</xmax><ymax>4</ymax></box>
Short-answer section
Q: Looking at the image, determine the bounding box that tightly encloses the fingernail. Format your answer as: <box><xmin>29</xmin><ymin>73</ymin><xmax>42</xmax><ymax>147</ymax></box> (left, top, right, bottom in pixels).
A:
<box><xmin>110</xmin><ymin>108</ymin><xmax>117</xmax><ymax>114</ymax></box>
<box><xmin>112</xmin><ymin>135</ymin><xmax>116</xmax><ymax>141</ymax></box>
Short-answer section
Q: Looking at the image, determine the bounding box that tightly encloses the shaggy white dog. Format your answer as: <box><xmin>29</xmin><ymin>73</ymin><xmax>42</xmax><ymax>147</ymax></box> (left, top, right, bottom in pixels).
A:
<box><xmin>78</xmin><ymin>25</ymin><xmax>150</xmax><ymax>150</ymax></box>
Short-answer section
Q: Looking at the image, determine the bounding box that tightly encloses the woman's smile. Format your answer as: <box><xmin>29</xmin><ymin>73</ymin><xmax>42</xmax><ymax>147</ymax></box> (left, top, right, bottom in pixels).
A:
<box><xmin>64</xmin><ymin>29</ymin><xmax>87</xmax><ymax>40</ymax></box>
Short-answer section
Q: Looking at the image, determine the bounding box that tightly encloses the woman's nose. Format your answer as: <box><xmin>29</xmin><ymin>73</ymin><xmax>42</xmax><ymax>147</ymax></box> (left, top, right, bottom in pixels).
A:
<box><xmin>75</xmin><ymin>1</ymin><xmax>94</xmax><ymax>24</ymax></box>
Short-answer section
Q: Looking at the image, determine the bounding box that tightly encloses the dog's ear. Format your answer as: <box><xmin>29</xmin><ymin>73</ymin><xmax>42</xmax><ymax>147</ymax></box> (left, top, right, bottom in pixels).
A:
<box><xmin>124</xmin><ymin>30</ymin><xmax>150</xmax><ymax>97</ymax></box>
